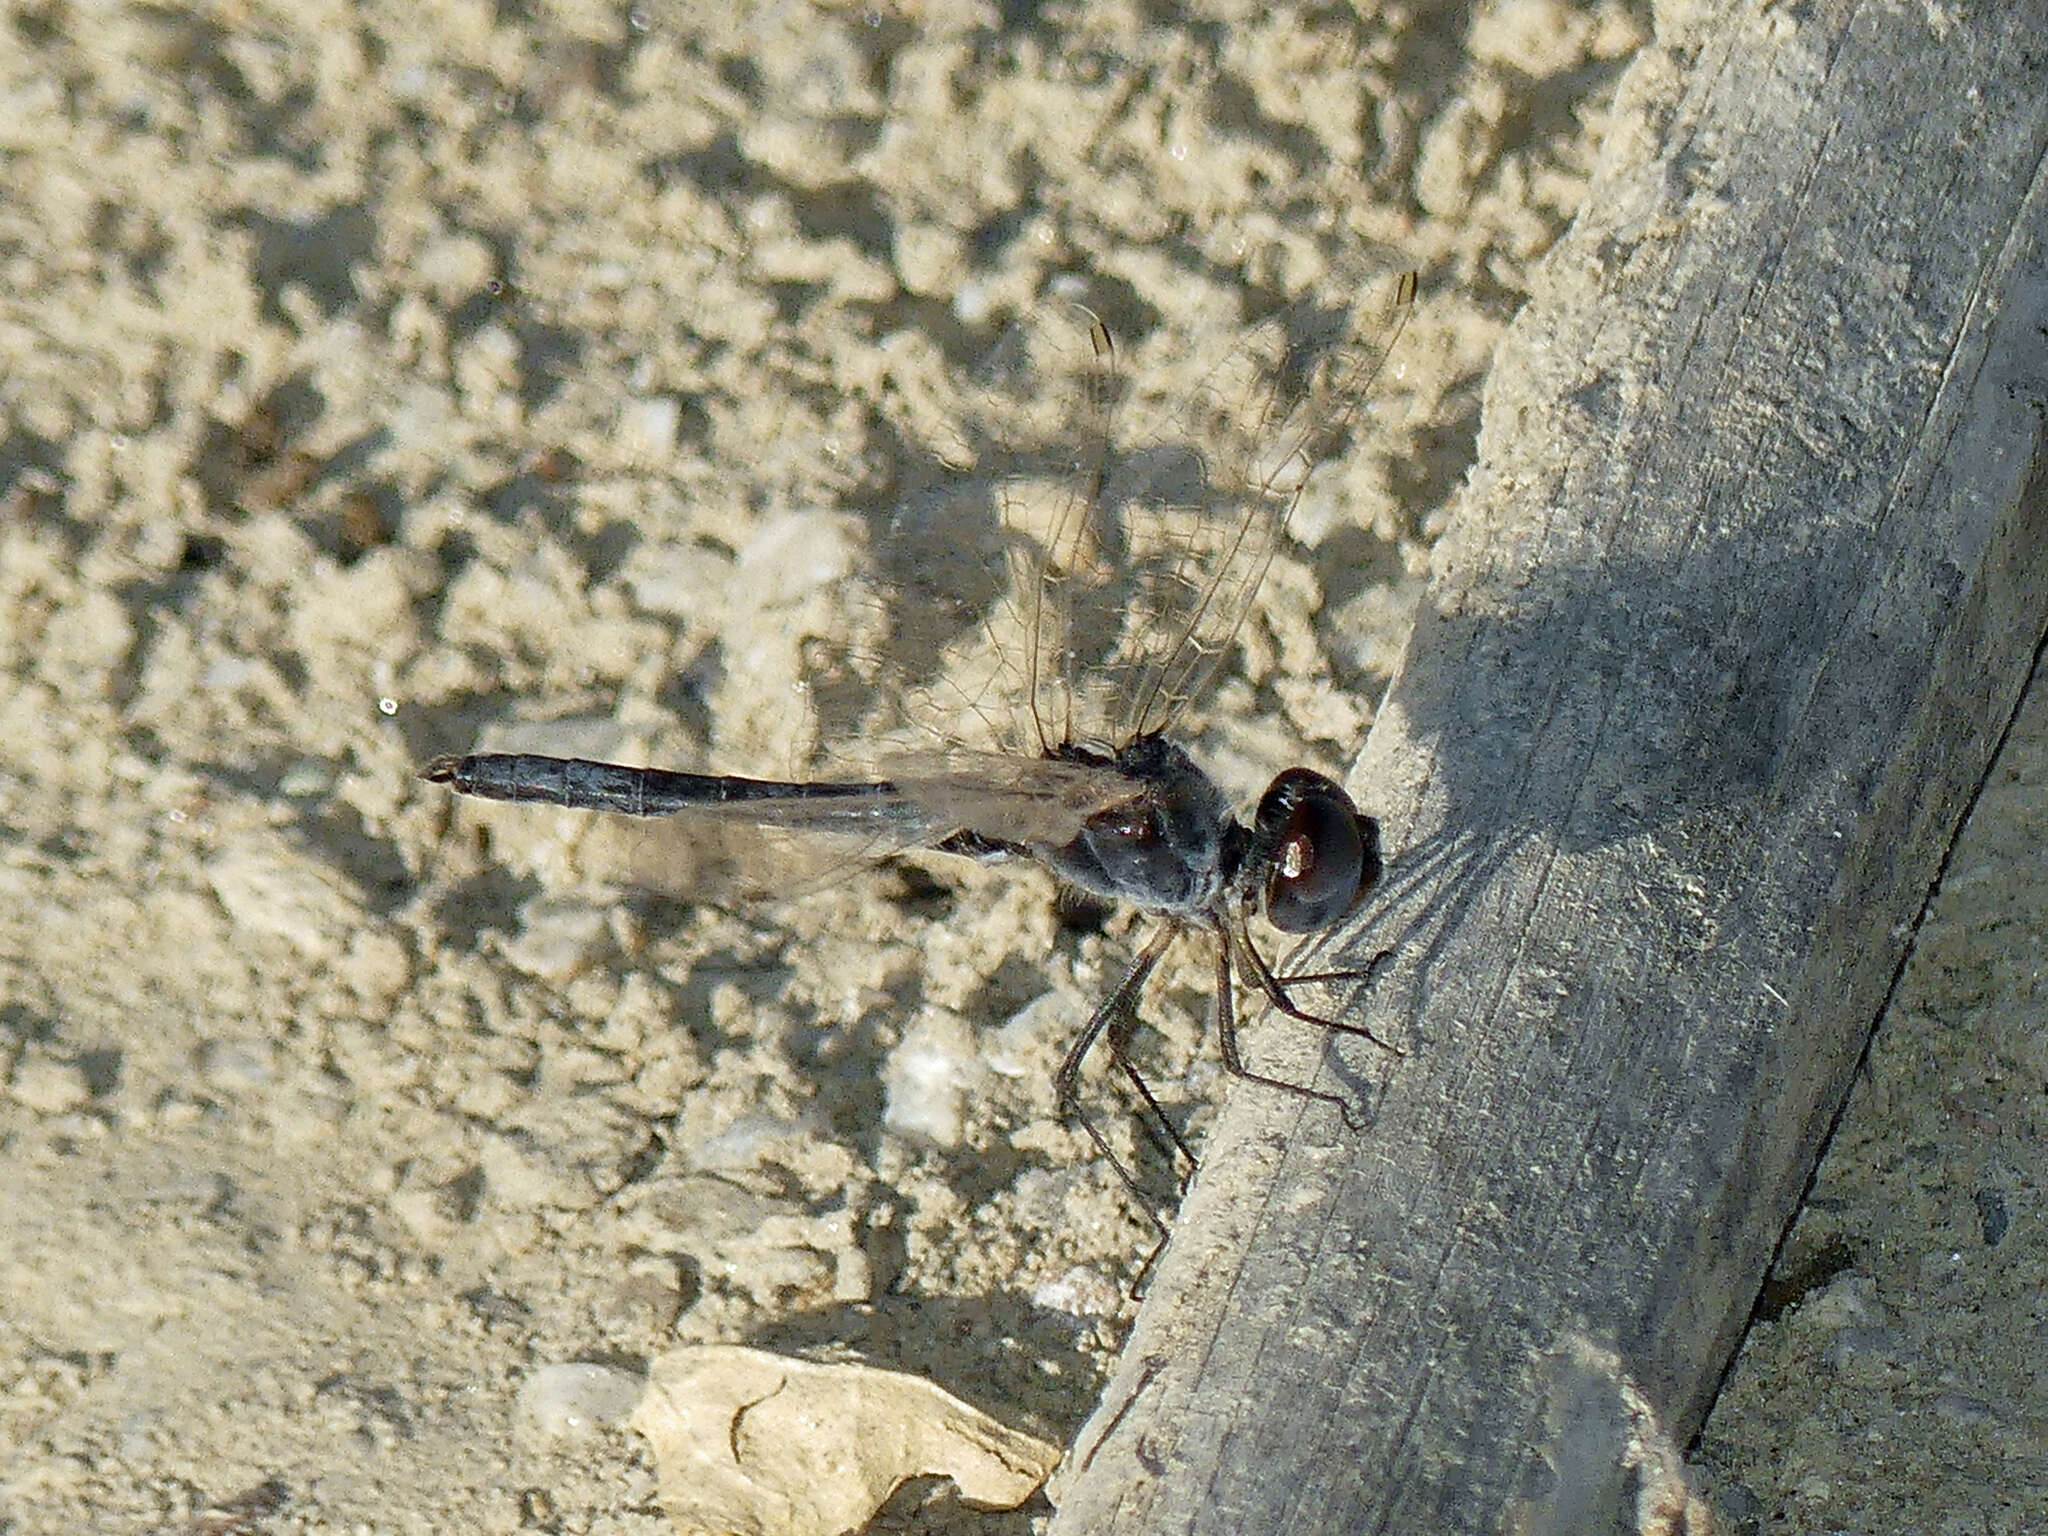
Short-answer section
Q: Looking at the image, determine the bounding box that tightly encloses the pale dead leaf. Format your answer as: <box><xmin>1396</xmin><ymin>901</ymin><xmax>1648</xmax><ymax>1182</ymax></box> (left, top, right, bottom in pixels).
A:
<box><xmin>631</xmin><ymin>1344</ymin><xmax>1058</xmax><ymax>1536</ymax></box>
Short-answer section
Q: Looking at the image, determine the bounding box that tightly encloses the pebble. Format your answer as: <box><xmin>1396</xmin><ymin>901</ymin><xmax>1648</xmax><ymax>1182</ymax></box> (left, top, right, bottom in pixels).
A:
<box><xmin>516</xmin><ymin>1362</ymin><xmax>643</xmax><ymax>1440</ymax></box>
<box><xmin>10</xmin><ymin>1051</ymin><xmax>92</xmax><ymax>1114</ymax></box>
<box><xmin>882</xmin><ymin>1008</ymin><xmax>983</xmax><ymax>1147</ymax></box>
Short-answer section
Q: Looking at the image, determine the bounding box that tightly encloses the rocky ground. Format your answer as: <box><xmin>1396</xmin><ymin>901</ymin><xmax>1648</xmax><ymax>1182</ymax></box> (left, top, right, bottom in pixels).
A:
<box><xmin>1</xmin><ymin>2</ymin><xmax>2039</xmax><ymax>1532</ymax></box>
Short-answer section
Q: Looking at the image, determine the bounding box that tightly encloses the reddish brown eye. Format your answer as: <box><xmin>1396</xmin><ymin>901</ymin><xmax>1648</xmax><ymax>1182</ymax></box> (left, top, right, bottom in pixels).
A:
<box><xmin>1255</xmin><ymin>769</ymin><xmax>1380</xmax><ymax>933</ymax></box>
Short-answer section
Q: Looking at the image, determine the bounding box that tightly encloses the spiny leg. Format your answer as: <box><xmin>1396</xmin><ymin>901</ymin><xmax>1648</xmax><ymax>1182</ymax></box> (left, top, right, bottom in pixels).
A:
<box><xmin>1106</xmin><ymin>1000</ymin><xmax>1200</xmax><ymax>1195</ymax></box>
<box><xmin>1204</xmin><ymin>933</ymin><xmax>1368</xmax><ymax>1138</ymax></box>
<box><xmin>1268</xmin><ymin>949</ymin><xmax>1397</xmax><ymax>1002</ymax></box>
<box><xmin>1054</xmin><ymin>923</ymin><xmax>1193</xmax><ymax>1220</ymax></box>
<box><xmin>1239</xmin><ymin>918</ymin><xmax>1402</xmax><ymax>1055</ymax></box>
<box><xmin>1273</xmin><ymin>957</ymin><xmax>1393</xmax><ymax>988</ymax></box>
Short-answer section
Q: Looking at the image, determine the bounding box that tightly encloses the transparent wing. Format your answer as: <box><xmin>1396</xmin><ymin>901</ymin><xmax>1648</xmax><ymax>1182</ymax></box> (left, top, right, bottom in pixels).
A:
<box><xmin>881</xmin><ymin>272</ymin><xmax>1417</xmax><ymax>760</ymax></box>
<box><xmin>1100</xmin><ymin>269</ymin><xmax>1417</xmax><ymax>745</ymax></box>
<box><xmin>598</xmin><ymin>759</ymin><xmax>1136</xmax><ymax>895</ymax></box>
<box><xmin>880</xmin><ymin>748</ymin><xmax>1144</xmax><ymax>851</ymax></box>
<box><xmin>486</xmin><ymin>748</ymin><xmax>1141</xmax><ymax>855</ymax></box>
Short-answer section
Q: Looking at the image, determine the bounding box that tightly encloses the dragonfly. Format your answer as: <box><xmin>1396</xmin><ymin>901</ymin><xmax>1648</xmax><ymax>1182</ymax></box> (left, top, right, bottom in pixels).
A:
<box><xmin>423</xmin><ymin>269</ymin><xmax>1417</xmax><ymax>1218</ymax></box>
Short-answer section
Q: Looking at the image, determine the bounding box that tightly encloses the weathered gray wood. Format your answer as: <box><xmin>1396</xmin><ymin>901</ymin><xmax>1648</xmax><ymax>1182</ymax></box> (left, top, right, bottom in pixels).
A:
<box><xmin>1049</xmin><ymin>3</ymin><xmax>2048</xmax><ymax>1531</ymax></box>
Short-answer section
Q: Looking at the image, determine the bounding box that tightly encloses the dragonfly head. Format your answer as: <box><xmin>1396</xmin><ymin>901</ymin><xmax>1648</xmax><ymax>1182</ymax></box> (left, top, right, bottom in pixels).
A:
<box><xmin>1251</xmin><ymin>769</ymin><xmax>1381</xmax><ymax>933</ymax></box>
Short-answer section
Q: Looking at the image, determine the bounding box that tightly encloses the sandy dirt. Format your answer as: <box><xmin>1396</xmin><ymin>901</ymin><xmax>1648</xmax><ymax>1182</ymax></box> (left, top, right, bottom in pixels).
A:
<box><xmin>0</xmin><ymin>2</ymin><xmax>2038</xmax><ymax>1533</ymax></box>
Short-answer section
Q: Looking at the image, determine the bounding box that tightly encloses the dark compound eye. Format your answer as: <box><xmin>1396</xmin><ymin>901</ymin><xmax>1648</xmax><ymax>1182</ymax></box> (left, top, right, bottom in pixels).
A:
<box><xmin>1255</xmin><ymin>769</ymin><xmax>1381</xmax><ymax>933</ymax></box>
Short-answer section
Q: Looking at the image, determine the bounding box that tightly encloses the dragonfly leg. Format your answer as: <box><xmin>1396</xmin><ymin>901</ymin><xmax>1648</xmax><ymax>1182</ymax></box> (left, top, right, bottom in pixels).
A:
<box><xmin>1053</xmin><ymin>923</ymin><xmax>1193</xmax><ymax>1219</ymax></box>
<box><xmin>1239</xmin><ymin>922</ymin><xmax>1402</xmax><ymax>1056</ymax></box>
<box><xmin>1219</xmin><ymin>925</ymin><xmax>1391</xmax><ymax>1132</ymax></box>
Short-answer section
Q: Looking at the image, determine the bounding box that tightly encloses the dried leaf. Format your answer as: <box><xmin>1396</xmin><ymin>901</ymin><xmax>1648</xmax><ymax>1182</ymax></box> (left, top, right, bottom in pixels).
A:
<box><xmin>631</xmin><ymin>1344</ymin><xmax>1057</xmax><ymax>1536</ymax></box>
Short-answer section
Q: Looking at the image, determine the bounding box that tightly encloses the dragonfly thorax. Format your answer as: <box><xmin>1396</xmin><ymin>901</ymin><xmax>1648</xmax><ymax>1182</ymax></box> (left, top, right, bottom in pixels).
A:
<box><xmin>1040</xmin><ymin>734</ymin><xmax>1242</xmax><ymax>918</ymax></box>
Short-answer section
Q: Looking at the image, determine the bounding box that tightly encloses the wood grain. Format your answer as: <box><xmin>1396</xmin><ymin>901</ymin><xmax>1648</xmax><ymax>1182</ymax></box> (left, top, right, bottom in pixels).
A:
<box><xmin>1049</xmin><ymin>2</ymin><xmax>2048</xmax><ymax>1530</ymax></box>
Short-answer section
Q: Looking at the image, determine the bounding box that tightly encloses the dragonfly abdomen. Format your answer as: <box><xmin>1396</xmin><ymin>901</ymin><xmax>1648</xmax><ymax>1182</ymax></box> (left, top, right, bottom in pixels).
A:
<box><xmin>419</xmin><ymin>752</ymin><xmax>900</xmax><ymax>821</ymax></box>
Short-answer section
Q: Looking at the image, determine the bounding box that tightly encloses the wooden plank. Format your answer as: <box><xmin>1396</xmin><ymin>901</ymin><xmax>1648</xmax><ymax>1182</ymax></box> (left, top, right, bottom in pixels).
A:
<box><xmin>1049</xmin><ymin>2</ymin><xmax>2048</xmax><ymax>1531</ymax></box>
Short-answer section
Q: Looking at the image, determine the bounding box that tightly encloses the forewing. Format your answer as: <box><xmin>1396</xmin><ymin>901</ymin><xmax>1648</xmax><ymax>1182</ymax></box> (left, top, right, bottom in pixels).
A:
<box><xmin>880</xmin><ymin>749</ymin><xmax>1145</xmax><ymax>851</ymax></box>
<box><xmin>597</xmin><ymin>782</ymin><xmax>964</xmax><ymax>902</ymax></box>
<box><xmin>910</xmin><ymin>273</ymin><xmax>1419</xmax><ymax>757</ymax></box>
<box><xmin>1106</xmin><ymin>271</ymin><xmax>1419</xmax><ymax>744</ymax></box>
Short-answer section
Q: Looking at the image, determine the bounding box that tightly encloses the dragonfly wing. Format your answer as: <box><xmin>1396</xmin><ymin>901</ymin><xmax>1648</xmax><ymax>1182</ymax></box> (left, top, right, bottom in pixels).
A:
<box><xmin>880</xmin><ymin>749</ymin><xmax>1145</xmax><ymax>852</ymax></box>
<box><xmin>916</xmin><ymin>272</ymin><xmax>1418</xmax><ymax>756</ymax></box>
<box><xmin>1102</xmin><ymin>271</ymin><xmax>1419</xmax><ymax>745</ymax></box>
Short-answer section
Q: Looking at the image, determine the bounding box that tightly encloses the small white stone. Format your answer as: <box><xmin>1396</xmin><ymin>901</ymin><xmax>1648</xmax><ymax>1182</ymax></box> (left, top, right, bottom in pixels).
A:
<box><xmin>499</xmin><ymin>897</ymin><xmax>610</xmax><ymax>982</ymax></box>
<box><xmin>205</xmin><ymin>838</ymin><xmax>365</xmax><ymax>960</ymax></box>
<box><xmin>893</xmin><ymin>221</ymin><xmax>966</xmax><ymax>297</ymax></box>
<box><xmin>1031</xmin><ymin>1265</ymin><xmax>1121</xmax><ymax>1319</ymax></box>
<box><xmin>517</xmin><ymin>1362</ymin><xmax>643</xmax><ymax>1440</ymax></box>
<box><xmin>736</xmin><ymin>511</ymin><xmax>863</xmax><ymax>603</ymax></box>
<box><xmin>622</xmin><ymin>395</ymin><xmax>682</xmax><ymax>458</ymax></box>
<box><xmin>10</xmin><ymin>1051</ymin><xmax>92</xmax><ymax>1114</ymax></box>
<box><xmin>198</xmin><ymin>1038</ymin><xmax>277</xmax><ymax>1093</ymax></box>
<box><xmin>882</xmin><ymin>1008</ymin><xmax>985</xmax><ymax>1147</ymax></box>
